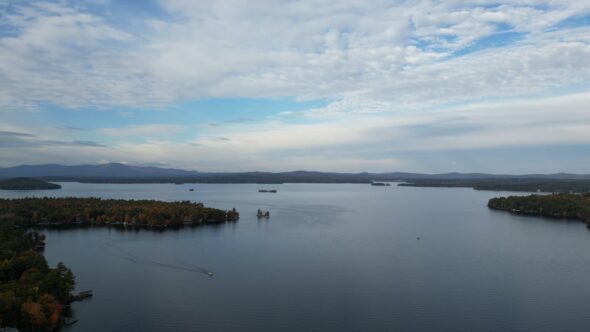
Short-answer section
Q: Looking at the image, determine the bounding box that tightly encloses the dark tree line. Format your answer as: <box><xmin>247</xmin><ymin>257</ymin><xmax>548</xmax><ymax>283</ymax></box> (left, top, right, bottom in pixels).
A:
<box><xmin>0</xmin><ymin>198</ymin><xmax>239</xmax><ymax>228</ymax></box>
<box><xmin>401</xmin><ymin>179</ymin><xmax>590</xmax><ymax>193</ymax></box>
<box><xmin>0</xmin><ymin>222</ymin><xmax>74</xmax><ymax>331</ymax></box>
<box><xmin>488</xmin><ymin>194</ymin><xmax>590</xmax><ymax>226</ymax></box>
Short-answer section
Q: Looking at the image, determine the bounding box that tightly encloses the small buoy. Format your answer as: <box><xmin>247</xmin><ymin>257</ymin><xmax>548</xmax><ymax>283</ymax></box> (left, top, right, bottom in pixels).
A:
<box><xmin>417</xmin><ymin>236</ymin><xmax>420</xmax><ymax>240</ymax></box>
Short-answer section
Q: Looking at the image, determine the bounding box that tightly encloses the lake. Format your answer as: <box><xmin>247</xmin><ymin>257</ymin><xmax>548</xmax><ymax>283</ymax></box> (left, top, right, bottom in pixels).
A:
<box><xmin>2</xmin><ymin>183</ymin><xmax>590</xmax><ymax>331</ymax></box>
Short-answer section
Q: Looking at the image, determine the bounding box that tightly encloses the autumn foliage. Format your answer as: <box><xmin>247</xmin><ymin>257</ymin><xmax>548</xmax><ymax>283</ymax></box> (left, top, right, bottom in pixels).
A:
<box><xmin>0</xmin><ymin>197</ymin><xmax>238</xmax><ymax>228</ymax></box>
<box><xmin>0</xmin><ymin>223</ymin><xmax>74</xmax><ymax>331</ymax></box>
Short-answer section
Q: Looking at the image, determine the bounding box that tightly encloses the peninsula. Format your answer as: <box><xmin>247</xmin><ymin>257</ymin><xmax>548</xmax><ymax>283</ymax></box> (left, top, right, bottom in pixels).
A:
<box><xmin>0</xmin><ymin>198</ymin><xmax>239</xmax><ymax>228</ymax></box>
<box><xmin>487</xmin><ymin>194</ymin><xmax>590</xmax><ymax>227</ymax></box>
<box><xmin>0</xmin><ymin>198</ymin><xmax>239</xmax><ymax>330</ymax></box>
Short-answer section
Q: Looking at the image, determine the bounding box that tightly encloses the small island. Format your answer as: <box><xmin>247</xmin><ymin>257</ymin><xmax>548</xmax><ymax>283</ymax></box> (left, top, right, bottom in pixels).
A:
<box><xmin>0</xmin><ymin>198</ymin><xmax>239</xmax><ymax>229</ymax></box>
<box><xmin>0</xmin><ymin>177</ymin><xmax>61</xmax><ymax>190</ymax></box>
<box><xmin>488</xmin><ymin>194</ymin><xmax>590</xmax><ymax>227</ymax></box>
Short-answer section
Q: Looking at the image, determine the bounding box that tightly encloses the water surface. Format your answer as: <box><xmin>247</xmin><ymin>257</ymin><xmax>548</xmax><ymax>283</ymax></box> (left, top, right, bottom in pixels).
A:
<box><xmin>2</xmin><ymin>183</ymin><xmax>590</xmax><ymax>331</ymax></box>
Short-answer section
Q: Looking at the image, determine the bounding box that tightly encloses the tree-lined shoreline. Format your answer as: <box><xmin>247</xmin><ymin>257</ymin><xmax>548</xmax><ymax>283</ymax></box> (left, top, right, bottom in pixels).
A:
<box><xmin>0</xmin><ymin>198</ymin><xmax>239</xmax><ymax>229</ymax></box>
<box><xmin>0</xmin><ymin>223</ymin><xmax>75</xmax><ymax>331</ymax></box>
<box><xmin>488</xmin><ymin>194</ymin><xmax>590</xmax><ymax>227</ymax></box>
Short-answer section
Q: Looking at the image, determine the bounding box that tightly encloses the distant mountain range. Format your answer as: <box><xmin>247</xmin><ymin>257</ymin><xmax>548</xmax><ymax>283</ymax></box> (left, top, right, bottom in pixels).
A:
<box><xmin>0</xmin><ymin>163</ymin><xmax>589</xmax><ymax>183</ymax></box>
<box><xmin>0</xmin><ymin>163</ymin><xmax>199</xmax><ymax>179</ymax></box>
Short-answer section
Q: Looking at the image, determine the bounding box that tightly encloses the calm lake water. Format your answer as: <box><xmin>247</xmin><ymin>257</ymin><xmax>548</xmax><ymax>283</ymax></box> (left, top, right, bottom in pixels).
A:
<box><xmin>2</xmin><ymin>183</ymin><xmax>590</xmax><ymax>331</ymax></box>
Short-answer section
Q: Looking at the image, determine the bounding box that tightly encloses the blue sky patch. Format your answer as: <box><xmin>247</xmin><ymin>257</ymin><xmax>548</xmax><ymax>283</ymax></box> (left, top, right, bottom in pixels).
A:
<box><xmin>18</xmin><ymin>98</ymin><xmax>328</xmax><ymax>131</ymax></box>
<box><xmin>452</xmin><ymin>31</ymin><xmax>525</xmax><ymax>57</ymax></box>
<box><xmin>553</xmin><ymin>13</ymin><xmax>590</xmax><ymax>30</ymax></box>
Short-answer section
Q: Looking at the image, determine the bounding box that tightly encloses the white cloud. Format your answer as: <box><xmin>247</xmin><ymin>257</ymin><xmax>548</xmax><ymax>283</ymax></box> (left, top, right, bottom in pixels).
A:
<box><xmin>1</xmin><ymin>1</ymin><xmax>589</xmax><ymax>110</ymax></box>
<box><xmin>1</xmin><ymin>1</ymin><xmax>590</xmax><ymax>172</ymax></box>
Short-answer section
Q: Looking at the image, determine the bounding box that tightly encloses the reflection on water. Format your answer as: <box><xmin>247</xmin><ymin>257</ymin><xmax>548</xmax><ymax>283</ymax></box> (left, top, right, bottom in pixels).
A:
<box><xmin>2</xmin><ymin>183</ymin><xmax>590</xmax><ymax>331</ymax></box>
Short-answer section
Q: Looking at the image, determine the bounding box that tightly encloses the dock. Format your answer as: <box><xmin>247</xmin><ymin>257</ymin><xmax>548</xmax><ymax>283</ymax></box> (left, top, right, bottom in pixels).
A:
<box><xmin>62</xmin><ymin>318</ymin><xmax>78</xmax><ymax>326</ymax></box>
<box><xmin>70</xmin><ymin>290</ymin><xmax>93</xmax><ymax>302</ymax></box>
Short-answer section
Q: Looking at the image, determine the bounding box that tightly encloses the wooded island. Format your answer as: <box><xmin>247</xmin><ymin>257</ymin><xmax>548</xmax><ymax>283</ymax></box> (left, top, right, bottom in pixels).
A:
<box><xmin>0</xmin><ymin>178</ymin><xmax>61</xmax><ymax>190</ymax></box>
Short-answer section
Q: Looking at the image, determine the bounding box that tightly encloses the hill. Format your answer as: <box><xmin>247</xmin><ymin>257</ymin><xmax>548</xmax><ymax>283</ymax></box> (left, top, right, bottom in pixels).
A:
<box><xmin>0</xmin><ymin>163</ymin><xmax>199</xmax><ymax>179</ymax></box>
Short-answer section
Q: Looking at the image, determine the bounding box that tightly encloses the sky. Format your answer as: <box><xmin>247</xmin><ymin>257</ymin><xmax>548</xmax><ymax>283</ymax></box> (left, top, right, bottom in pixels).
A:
<box><xmin>1</xmin><ymin>0</ymin><xmax>590</xmax><ymax>173</ymax></box>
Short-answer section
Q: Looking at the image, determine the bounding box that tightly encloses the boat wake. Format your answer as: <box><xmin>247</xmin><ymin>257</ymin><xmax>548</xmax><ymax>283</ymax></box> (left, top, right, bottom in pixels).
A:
<box><xmin>100</xmin><ymin>240</ymin><xmax>139</xmax><ymax>263</ymax></box>
<box><xmin>100</xmin><ymin>240</ymin><xmax>213</xmax><ymax>276</ymax></box>
<box><xmin>148</xmin><ymin>260</ymin><xmax>213</xmax><ymax>276</ymax></box>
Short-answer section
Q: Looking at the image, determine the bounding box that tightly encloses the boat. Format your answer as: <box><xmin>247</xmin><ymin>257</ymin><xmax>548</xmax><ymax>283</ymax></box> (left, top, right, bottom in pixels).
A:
<box><xmin>257</xmin><ymin>209</ymin><xmax>270</xmax><ymax>218</ymax></box>
<box><xmin>208</xmin><ymin>272</ymin><xmax>214</xmax><ymax>276</ymax></box>
<box><xmin>258</xmin><ymin>189</ymin><xmax>278</xmax><ymax>193</ymax></box>
<box><xmin>189</xmin><ymin>188</ymin><xmax>194</xmax><ymax>191</ymax></box>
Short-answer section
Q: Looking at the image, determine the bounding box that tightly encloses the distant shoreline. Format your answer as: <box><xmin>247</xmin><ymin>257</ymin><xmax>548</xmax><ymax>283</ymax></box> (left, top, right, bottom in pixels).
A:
<box><xmin>399</xmin><ymin>179</ymin><xmax>590</xmax><ymax>193</ymax></box>
<box><xmin>1</xmin><ymin>163</ymin><xmax>589</xmax><ymax>187</ymax></box>
<box><xmin>6</xmin><ymin>177</ymin><xmax>589</xmax><ymax>194</ymax></box>
<box><xmin>1</xmin><ymin>163</ymin><xmax>590</xmax><ymax>193</ymax></box>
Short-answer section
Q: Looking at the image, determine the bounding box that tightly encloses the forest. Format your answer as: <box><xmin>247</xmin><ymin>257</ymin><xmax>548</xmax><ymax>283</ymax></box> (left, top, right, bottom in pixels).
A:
<box><xmin>487</xmin><ymin>194</ymin><xmax>590</xmax><ymax>226</ymax></box>
<box><xmin>0</xmin><ymin>198</ymin><xmax>239</xmax><ymax>228</ymax></box>
<box><xmin>0</xmin><ymin>222</ymin><xmax>75</xmax><ymax>331</ymax></box>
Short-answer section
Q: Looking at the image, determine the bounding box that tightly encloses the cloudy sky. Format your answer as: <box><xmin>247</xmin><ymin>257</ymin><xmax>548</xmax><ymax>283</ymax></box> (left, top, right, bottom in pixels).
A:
<box><xmin>1</xmin><ymin>0</ymin><xmax>589</xmax><ymax>173</ymax></box>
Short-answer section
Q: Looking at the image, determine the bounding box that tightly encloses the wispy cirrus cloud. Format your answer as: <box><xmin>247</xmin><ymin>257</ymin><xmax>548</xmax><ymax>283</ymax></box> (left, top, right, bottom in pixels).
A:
<box><xmin>0</xmin><ymin>130</ymin><xmax>106</xmax><ymax>148</ymax></box>
<box><xmin>99</xmin><ymin>124</ymin><xmax>187</xmax><ymax>138</ymax></box>
<box><xmin>56</xmin><ymin>126</ymin><xmax>87</xmax><ymax>131</ymax></box>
